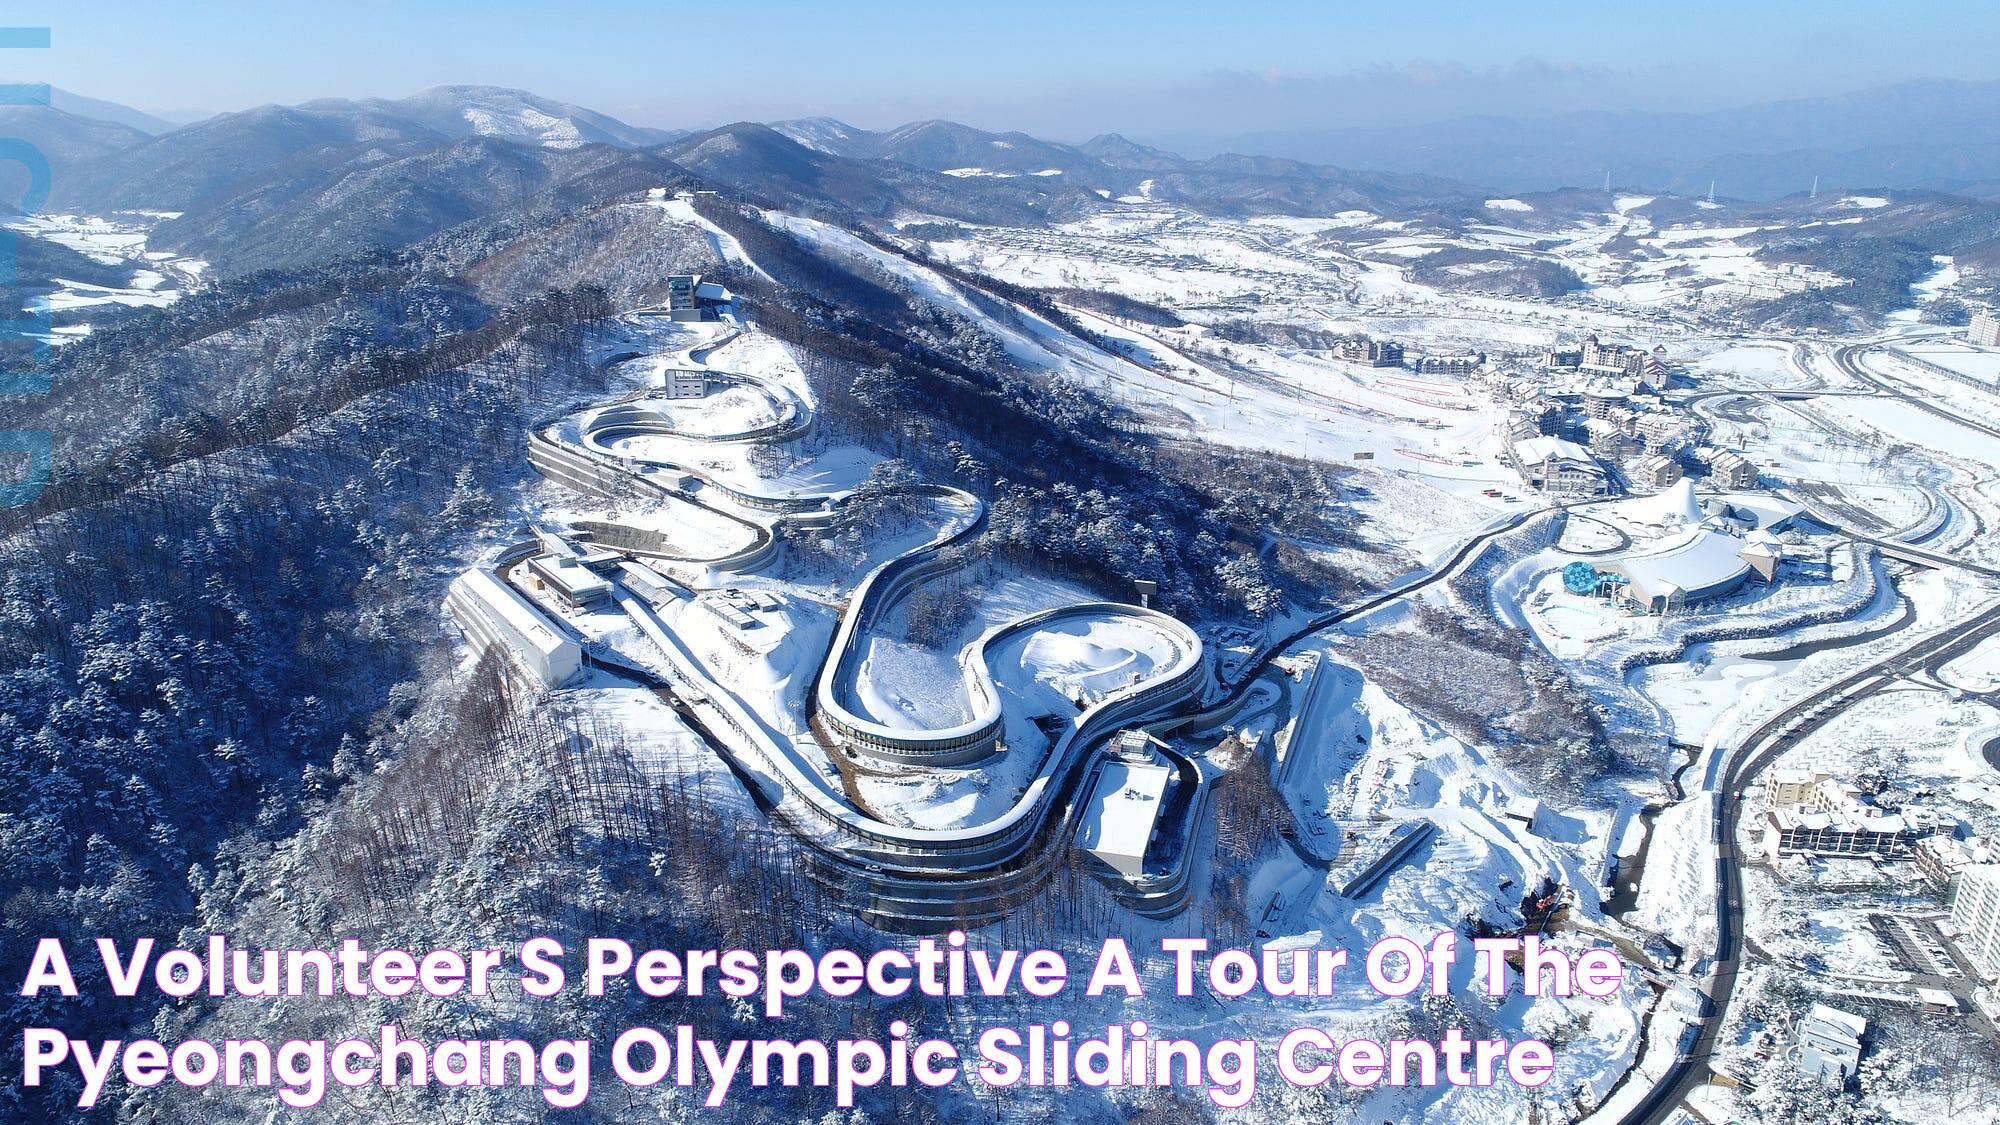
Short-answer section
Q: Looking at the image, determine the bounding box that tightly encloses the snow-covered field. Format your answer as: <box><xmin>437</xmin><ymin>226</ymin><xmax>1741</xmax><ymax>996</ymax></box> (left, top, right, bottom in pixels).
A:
<box><xmin>3</xmin><ymin>211</ymin><xmax>206</xmax><ymax>343</ymax></box>
<box><xmin>464</xmin><ymin>189</ymin><xmax>2000</xmax><ymax>1123</ymax></box>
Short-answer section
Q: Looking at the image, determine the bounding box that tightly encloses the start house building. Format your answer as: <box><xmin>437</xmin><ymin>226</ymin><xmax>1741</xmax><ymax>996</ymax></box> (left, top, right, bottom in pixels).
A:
<box><xmin>664</xmin><ymin>274</ymin><xmax>733</xmax><ymax>322</ymax></box>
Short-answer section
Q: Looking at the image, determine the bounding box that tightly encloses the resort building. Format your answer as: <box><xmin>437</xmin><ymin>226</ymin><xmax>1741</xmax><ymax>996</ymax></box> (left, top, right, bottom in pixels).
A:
<box><xmin>1334</xmin><ymin>335</ymin><xmax>1404</xmax><ymax>367</ymax></box>
<box><xmin>1497</xmin><ymin>407</ymin><xmax>1551</xmax><ymax>443</ymax></box>
<box><xmin>1767</xmin><ymin>768</ymin><xmax>1830</xmax><ymax>809</ymax></box>
<box><xmin>1635</xmin><ymin>411</ymin><xmax>1702</xmax><ymax>453</ymax></box>
<box><xmin>1582</xmin><ymin>386</ymin><xmax>1631</xmax><ymax>419</ymax></box>
<box><xmin>1584</xmin><ymin>415</ymin><xmax>1639</xmax><ymax>459</ymax></box>
<box><xmin>1579</xmin><ymin>335</ymin><xmax>1672</xmax><ymax>389</ymax></box>
<box><xmin>1540</xmin><ymin>346</ymin><xmax>1584</xmax><ymax>370</ymax></box>
<box><xmin>1761</xmin><ymin>774</ymin><xmax>1924</xmax><ymax>860</ymax></box>
<box><xmin>1969</xmin><ymin>306</ymin><xmax>2000</xmax><ymax>348</ymax></box>
<box><xmin>1918</xmin><ymin>834</ymin><xmax>2000</xmax><ymax>890</ymax></box>
<box><xmin>1704</xmin><ymin>448</ymin><xmax>1758</xmax><ymax>489</ymax></box>
<box><xmin>1509</xmin><ymin>435</ymin><xmax>1608</xmax><ymax>496</ymax></box>
<box><xmin>1949</xmin><ymin>863</ymin><xmax>2000</xmax><ymax>980</ymax></box>
<box><xmin>1413</xmin><ymin>352</ymin><xmax>1484</xmax><ymax>374</ymax></box>
<box><xmin>1626</xmin><ymin>452</ymin><xmax>1684</xmax><ymax>492</ymax></box>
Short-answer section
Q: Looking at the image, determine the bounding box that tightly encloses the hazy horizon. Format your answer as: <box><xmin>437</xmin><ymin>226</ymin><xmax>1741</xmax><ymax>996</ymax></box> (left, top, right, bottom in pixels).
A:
<box><xmin>14</xmin><ymin>0</ymin><xmax>2000</xmax><ymax>142</ymax></box>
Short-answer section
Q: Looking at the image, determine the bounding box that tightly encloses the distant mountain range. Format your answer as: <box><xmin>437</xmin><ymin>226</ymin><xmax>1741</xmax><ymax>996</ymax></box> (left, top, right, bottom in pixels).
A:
<box><xmin>1158</xmin><ymin>79</ymin><xmax>2000</xmax><ymax>200</ymax></box>
<box><xmin>0</xmin><ymin>85</ymin><xmax>1485</xmax><ymax>274</ymax></box>
<box><xmin>47</xmin><ymin>87</ymin><xmax>178</xmax><ymax>135</ymax></box>
<box><xmin>14</xmin><ymin>79</ymin><xmax>2000</xmax><ymax>281</ymax></box>
<box><xmin>23</xmin><ymin>76</ymin><xmax>2000</xmax><ymax>213</ymax></box>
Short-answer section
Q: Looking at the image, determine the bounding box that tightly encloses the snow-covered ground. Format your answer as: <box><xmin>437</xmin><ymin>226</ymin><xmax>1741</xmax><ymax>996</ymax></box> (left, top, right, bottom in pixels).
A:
<box><xmin>462</xmin><ymin>187</ymin><xmax>2000</xmax><ymax>1122</ymax></box>
<box><xmin>3</xmin><ymin>211</ymin><xmax>207</xmax><ymax>343</ymax></box>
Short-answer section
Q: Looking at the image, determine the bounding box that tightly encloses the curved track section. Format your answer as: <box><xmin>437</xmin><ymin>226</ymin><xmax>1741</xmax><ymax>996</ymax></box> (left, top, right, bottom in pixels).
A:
<box><xmin>525</xmin><ymin>319</ymin><xmax>1209</xmax><ymax>927</ymax></box>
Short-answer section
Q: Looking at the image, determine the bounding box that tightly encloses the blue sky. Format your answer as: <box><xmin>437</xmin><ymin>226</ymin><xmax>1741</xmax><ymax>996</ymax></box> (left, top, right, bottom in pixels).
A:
<box><xmin>7</xmin><ymin>0</ymin><xmax>2000</xmax><ymax>135</ymax></box>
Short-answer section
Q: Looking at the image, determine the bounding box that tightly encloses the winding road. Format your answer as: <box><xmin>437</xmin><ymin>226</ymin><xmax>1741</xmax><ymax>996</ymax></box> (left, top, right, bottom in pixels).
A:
<box><xmin>1619</xmin><ymin>337</ymin><xmax>2000</xmax><ymax>1125</ymax></box>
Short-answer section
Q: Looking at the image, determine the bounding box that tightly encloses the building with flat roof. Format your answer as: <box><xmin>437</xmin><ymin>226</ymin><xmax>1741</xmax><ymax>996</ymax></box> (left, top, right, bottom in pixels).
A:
<box><xmin>525</xmin><ymin>554</ymin><xmax>613</xmax><ymax>610</ymax></box>
<box><xmin>1950</xmin><ymin>863</ymin><xmax>2000</xmax><ymax>980</ymax></box>
<box><xmin>664</xmin><ymin>274</ymin><xmax>732</xmax><ymax>322</ymax></box>
<box><xmin>1970</xmin><ymin>306</ymin><xmax>2000</xmax><ymax>348</ymax></box>
<box><xmin>445</xmin><ymin>569</ymin><xmax>583</xmax><ymax>689</ymax></box>
<box><xmin>1767</xmin><ymin>767</ymin><xmax>1828</xmax><ymax>809</ymax></box>
<box><xmin>1078</xmin><ymin>741</ymin><xmax>1174</xmax><ymax>879</ymax></box>
<box><xmin>658</xmin><ymin>367</ymin><xmax>709</xmax><ymax>399</ymax></box>
<box><xmin>1796</xmin><ymin>1004</ymin><xmax>1866</xmax><ymax>1084</ymax></box>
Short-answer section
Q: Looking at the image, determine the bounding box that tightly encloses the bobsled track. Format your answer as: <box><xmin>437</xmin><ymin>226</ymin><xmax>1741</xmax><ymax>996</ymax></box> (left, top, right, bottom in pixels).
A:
<box><xmin>517</xmin><ymin>314</ymin><xmax>1210</xmax><ymax>929</ymax></box>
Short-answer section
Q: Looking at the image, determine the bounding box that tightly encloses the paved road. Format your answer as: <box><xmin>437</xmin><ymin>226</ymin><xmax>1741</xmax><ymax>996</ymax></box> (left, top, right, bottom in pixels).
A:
<box><xmin>1619</xmin><ymin>337</ymin><xmax>1994</xmax><ymax>1121</ymax></box>
<box><xmin>1618</xmin><ymin>343</ymin><xmax>2000</xmax><ymax>1122</ymax></box>
<box><xmin>1620</xmin><ymin>593</ymin><xmax>2000</xmax><ymax>1124</ymax></box>
<box><xmin>1833</xmin><ymin>340</ymin><xmax>2000</xmax><ymax>443</ymax></box>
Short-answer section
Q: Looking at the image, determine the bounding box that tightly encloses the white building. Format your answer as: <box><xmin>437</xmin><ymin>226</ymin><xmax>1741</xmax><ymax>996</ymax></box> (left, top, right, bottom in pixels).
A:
<box><xmin>1702</xmin><ymin>491</ymin><xmax>1803</xmax><ymax>534</ymax></box>
<box><xmin>658</xmin><ymin>367</ymin><xmax>709</xmax><ymax>399</ymax></box>
<box><xmin>1078</xmin><ymin>737</ymin><xmax>1174</xmax><ymax>879</ymax></box>
<box><xmin>1949</xmin><ymin>863</ymin><xmax>2000</xmax><ymax>980</ymax></box>
<box><xmin>1509</xmin><ymin>435</ymin><xmax>1607</xmax><ymax>496</ymax></box>
<box><xmin>1795</xmin><ymin>1003</ymin><xmax>1866</xmax><ymax>1084</ymax></box>
<box><xmin>445</xmin><ymin>569</ymin><xmax>584</xmax><ymax>689</ymax></box>
<box><xmin>525</xmin><ymin>554</ymin><xmax>613</xmax><ymax>610</ymax></box>
<box><xmin>1601</xmin><ymin>525</ymin><xmax>1771</xmax><ymax>612</ymax></box>
<box><xmin>1627</xmin><ymin>452</ymin><xmax>1683</xmax><ymax>492</ymax></box>
<box><xmin>1969</xmin><ymin>306</ymin><xmax>2000</xmax><ymax>348</ymax></box>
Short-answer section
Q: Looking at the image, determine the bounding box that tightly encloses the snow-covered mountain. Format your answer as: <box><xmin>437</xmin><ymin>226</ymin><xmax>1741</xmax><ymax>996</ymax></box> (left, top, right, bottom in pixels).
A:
<box><xmin>769</xmin><ymin>116</ymin><xmax>871</xmax><ymax>155</ymax></box>
<box><xmin>322</xmin><ymin>85</ymin><xmax>683</xmax><ymax>150</ymax></box>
